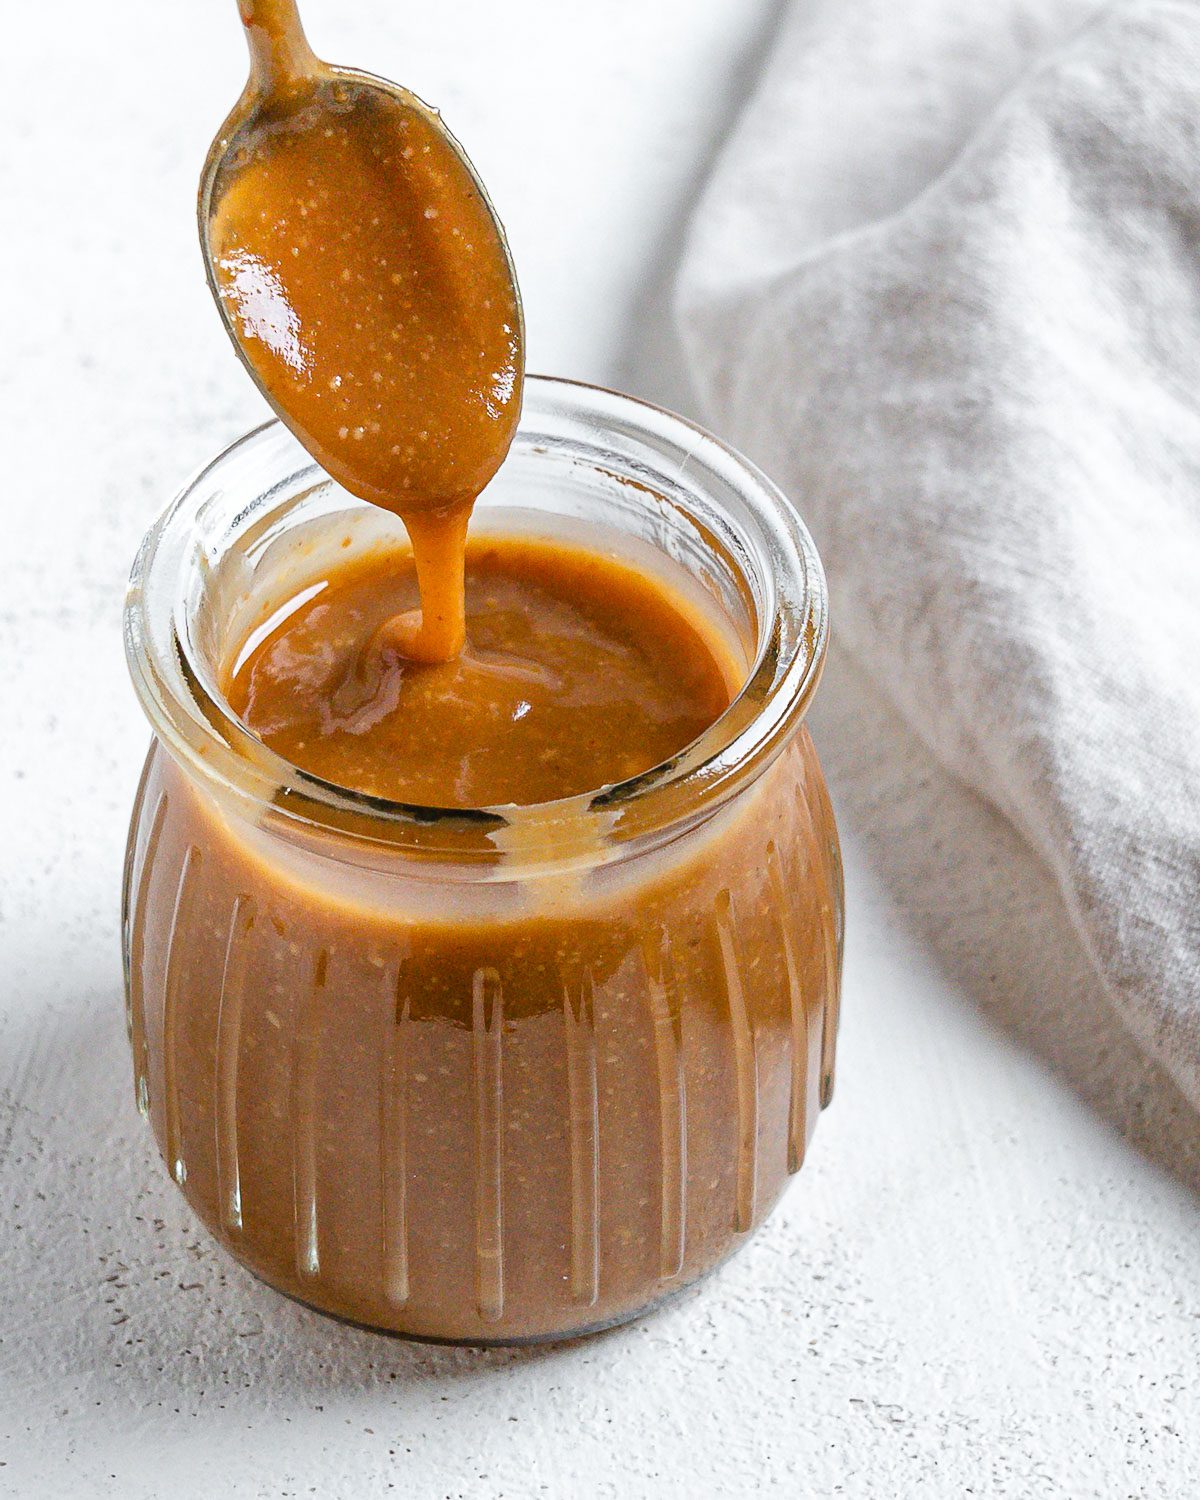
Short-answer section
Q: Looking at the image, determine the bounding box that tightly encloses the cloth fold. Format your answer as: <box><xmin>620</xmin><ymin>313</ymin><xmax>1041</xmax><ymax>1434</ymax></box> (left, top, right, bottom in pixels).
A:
<box><xmin>678</xmin><ymin>0</ymin><xmax>1200</xmax><ymax>1103</ymax></box>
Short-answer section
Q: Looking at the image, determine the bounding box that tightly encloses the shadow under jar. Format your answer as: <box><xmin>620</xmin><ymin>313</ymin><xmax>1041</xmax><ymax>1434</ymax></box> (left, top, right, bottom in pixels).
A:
<box><xmin>122</xmin><ymin>376</ymin><xmax>843</xmax><ymax>1344</ymax></box>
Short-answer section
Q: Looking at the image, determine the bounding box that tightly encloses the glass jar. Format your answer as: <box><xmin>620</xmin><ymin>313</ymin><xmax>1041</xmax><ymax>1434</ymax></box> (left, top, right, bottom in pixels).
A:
<box><xmin>122</xmin><ymin>375</ymin><xmax>843</xmax><ymax>1343</ymax></box>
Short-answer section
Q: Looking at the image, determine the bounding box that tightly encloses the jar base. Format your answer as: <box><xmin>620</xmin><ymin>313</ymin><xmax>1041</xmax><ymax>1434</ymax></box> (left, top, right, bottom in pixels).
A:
<box><xmin>224</xmin><ymin>1226</ymin><xmax>765</xmax><ymax>1348</ymax></box>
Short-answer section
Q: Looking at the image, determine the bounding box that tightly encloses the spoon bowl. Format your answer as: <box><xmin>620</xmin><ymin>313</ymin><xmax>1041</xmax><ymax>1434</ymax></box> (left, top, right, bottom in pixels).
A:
<box><xmin>198</xmin><ymin>0</ymin><xmax>525</xmax><ymax>518</ymax></box>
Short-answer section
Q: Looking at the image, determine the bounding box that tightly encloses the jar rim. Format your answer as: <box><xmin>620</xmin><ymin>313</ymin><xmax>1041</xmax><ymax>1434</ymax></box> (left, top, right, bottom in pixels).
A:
<box><xmin>124</xmin><ymin>375</ymin><xmax>829</xmax><ymax>867</ymax></box>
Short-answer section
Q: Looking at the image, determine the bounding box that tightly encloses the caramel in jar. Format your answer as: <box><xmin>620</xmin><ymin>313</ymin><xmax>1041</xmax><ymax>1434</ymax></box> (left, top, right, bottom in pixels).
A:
<box><xmin>123</xmin><ymin>390</ymin><xmax>842</xmax><ymax>1342</ymax></box>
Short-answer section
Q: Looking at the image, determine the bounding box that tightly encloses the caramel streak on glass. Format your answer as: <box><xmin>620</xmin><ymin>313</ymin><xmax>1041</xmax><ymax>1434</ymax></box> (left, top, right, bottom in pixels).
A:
<box><xmin>472</xmin><ymin>968</ymin><xmax>505</xmax><ymax>1324</ymax></box>
<box><xmin>162</xmin><ymin>844</ymin><xmax>203</xmax><ymax>1187</ymax></box>
<box><xmin>563</xmin><ymin>971</ymin><xmax>601</xmax><ymax>1308</ymax></box>
<box><xmin>120</xmin><ymin>751</ymin><xmax>154</xmax><ymax>1038</ymax></box>
<box><xmin>713</xmin><ymin>893</ymin><xmax>759</xmax><ymax>1235</ymax></box>
<box><xmin>215</xmin><ymin>894</ymin><xmax>256</xmax><ymax>1233</ymax></box>
<box><xmin>291</xmin><ymin>948</ymin><xmax>327</xmax><ymax>1281</ymax></box>
<box><xmin>765</xmin><ymin>838</ymin><xmax>810</xmax><ymax>1174</ymax></box>
<box><xmin>380</xmin><ymin>970</ymin><xmax>411</xmax><ymax>1310</ymax></box>
<box><xmin>641</xmin><ymin>930</ymin><xmax>687</xmax><ymax>1283</ymax></box>
<box><xmin>125</xmin><ymin>782</ymin><xmax>169</xmax><ymax>1121</ymax></box>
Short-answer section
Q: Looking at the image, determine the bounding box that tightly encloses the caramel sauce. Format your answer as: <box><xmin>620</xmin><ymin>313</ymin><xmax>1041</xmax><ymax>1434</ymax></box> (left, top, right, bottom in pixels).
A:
<box><xmin>207</xmin><ymin>0</ymin><xmax>523</xmax><ymax>660</ymax></box>
<box><xmin>124</xmin><ymin>0</ymin><xmax>844</xmax><ymax>1342</ymax></box>
<box><xmin>129</xmin><ymin>722</ymin><xmax>842</xmax><ymax>1341</ymax></box>
<box><xmin>228</xmin><ymin>538</ymin><xmax>736</xmax><ymax>808</ymax></box>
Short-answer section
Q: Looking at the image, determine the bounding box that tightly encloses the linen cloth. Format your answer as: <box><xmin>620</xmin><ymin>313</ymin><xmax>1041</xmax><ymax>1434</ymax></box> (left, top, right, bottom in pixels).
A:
<box><xmin>678</xmin><ymin>1</ymin><xmax>1200</xmax><ymax>1103</ymax></box>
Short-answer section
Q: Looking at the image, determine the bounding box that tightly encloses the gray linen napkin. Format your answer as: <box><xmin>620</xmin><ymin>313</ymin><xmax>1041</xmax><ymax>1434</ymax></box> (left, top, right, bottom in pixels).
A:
<box><xmin>678</xmin><ymin>0</ymin><xmax>1200</xmax><ymax>1103</ymax></box>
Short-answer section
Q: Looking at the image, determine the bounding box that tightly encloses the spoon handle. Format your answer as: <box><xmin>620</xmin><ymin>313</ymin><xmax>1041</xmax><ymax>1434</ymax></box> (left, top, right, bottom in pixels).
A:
<box><xmin>238</xmin><ymin>0</ymin><xmax>319</xmax><ymax>90</ymax></box>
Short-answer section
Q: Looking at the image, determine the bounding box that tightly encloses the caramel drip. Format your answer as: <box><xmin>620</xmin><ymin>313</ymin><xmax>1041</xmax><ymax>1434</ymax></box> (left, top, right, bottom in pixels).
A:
<box><xmin>215</xmin><ymin>895</ymin><xmax>256</xmax><ymax>1233</ymax></box>
<box><xmin>374</xmin><ymin>504</ymin><xmax>471</xmax><ymax>664</ymax></box>
<box><xmin>563</xmin><ymin>971</ymin><xmax>600</xmax><ymax>1307</ymax></box>
<box><xmin>795</xmin><ymin>740</ymin><xmax>842</xmax><ymax>1109</ymax></box>
<box><xmin>642</xmin><ymin>932</ymin><xmax>686</xmax><ymax>1282</ymax></box>
<box><xmin>712</xmin><ymin>895</ymin><xmax>758</xmax><ymax>1233</ymax></box>
<box><xmin>120</xmin><ymin>751</ymin><xmax>154</xmax><ymax>1035</ymax></box>
<box><xmin>292</xmin><ymin>948</ymin><xmax>327</xmax><ymax>1280</ymax></box>
<box><xmin>472</xmin><ymin>968</ymin><xmax>505</xmax><ymax>1323</ymax></box>
<box><xmin>126</xmin><ymin>784</ymin><xmax>168</xmax><ymax>1120</ymax></box>
<box><xmin>163</xmin><ymin>845</ymin><xmax>203</xmax><ymax>1186</ymax></box>
<box><xmin>766</xmin><ymin>839</ymin><xmax>810</xmax><ymax>1175</ymax></box>
<box><xmin>380</xmin><ymin>968</ymin><xmax>412</xmax><ymax>1309</ymax></box>
<box><xmin>805</xmin><ymin>735</ymin><xmax>846</xmax><ymax>1107</ymax></box>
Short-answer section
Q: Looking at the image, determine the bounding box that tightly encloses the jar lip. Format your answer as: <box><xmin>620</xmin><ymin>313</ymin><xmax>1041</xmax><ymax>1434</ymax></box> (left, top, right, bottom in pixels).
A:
<box><xmin>125</xmin><ymin>375</ymin><xmax>829</xmax><ymax>865</ymax></box>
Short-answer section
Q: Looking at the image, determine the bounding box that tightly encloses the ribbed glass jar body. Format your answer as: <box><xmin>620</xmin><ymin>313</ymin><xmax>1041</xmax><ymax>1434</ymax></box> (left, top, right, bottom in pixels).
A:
<box><xmin>123</xmin><ymin>378</ymin><xmax>842</xmax><ymax>1342</ymax></box>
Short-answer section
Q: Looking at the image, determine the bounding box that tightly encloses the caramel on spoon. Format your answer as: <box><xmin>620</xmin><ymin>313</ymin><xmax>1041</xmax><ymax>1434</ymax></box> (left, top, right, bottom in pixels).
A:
<box><xmin>199</xmin><ymin>0</ymin><xmax>524</xmax><ymax>661</ymax></box>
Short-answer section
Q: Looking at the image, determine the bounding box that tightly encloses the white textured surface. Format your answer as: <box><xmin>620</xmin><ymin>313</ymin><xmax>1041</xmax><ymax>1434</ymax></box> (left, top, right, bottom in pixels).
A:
<box><xmin>1</xmin><ymin>3</ymin><xmax>1198</xmax><ymax>1496</ymax></box>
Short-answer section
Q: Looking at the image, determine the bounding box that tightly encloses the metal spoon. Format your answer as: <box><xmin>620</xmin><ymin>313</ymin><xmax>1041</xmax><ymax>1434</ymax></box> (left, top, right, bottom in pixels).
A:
<box><xmin>197</xmin><ymin>0</ymin><xmax>525</xmax><ymax>521</ymax></box>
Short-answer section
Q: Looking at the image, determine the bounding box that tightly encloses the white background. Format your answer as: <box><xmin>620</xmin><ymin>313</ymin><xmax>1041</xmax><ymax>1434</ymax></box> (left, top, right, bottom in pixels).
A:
<box><xmin>1</xmin><ymin>2</ymin><xmax>1198</xmax><ymax>1495</ymax></box>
